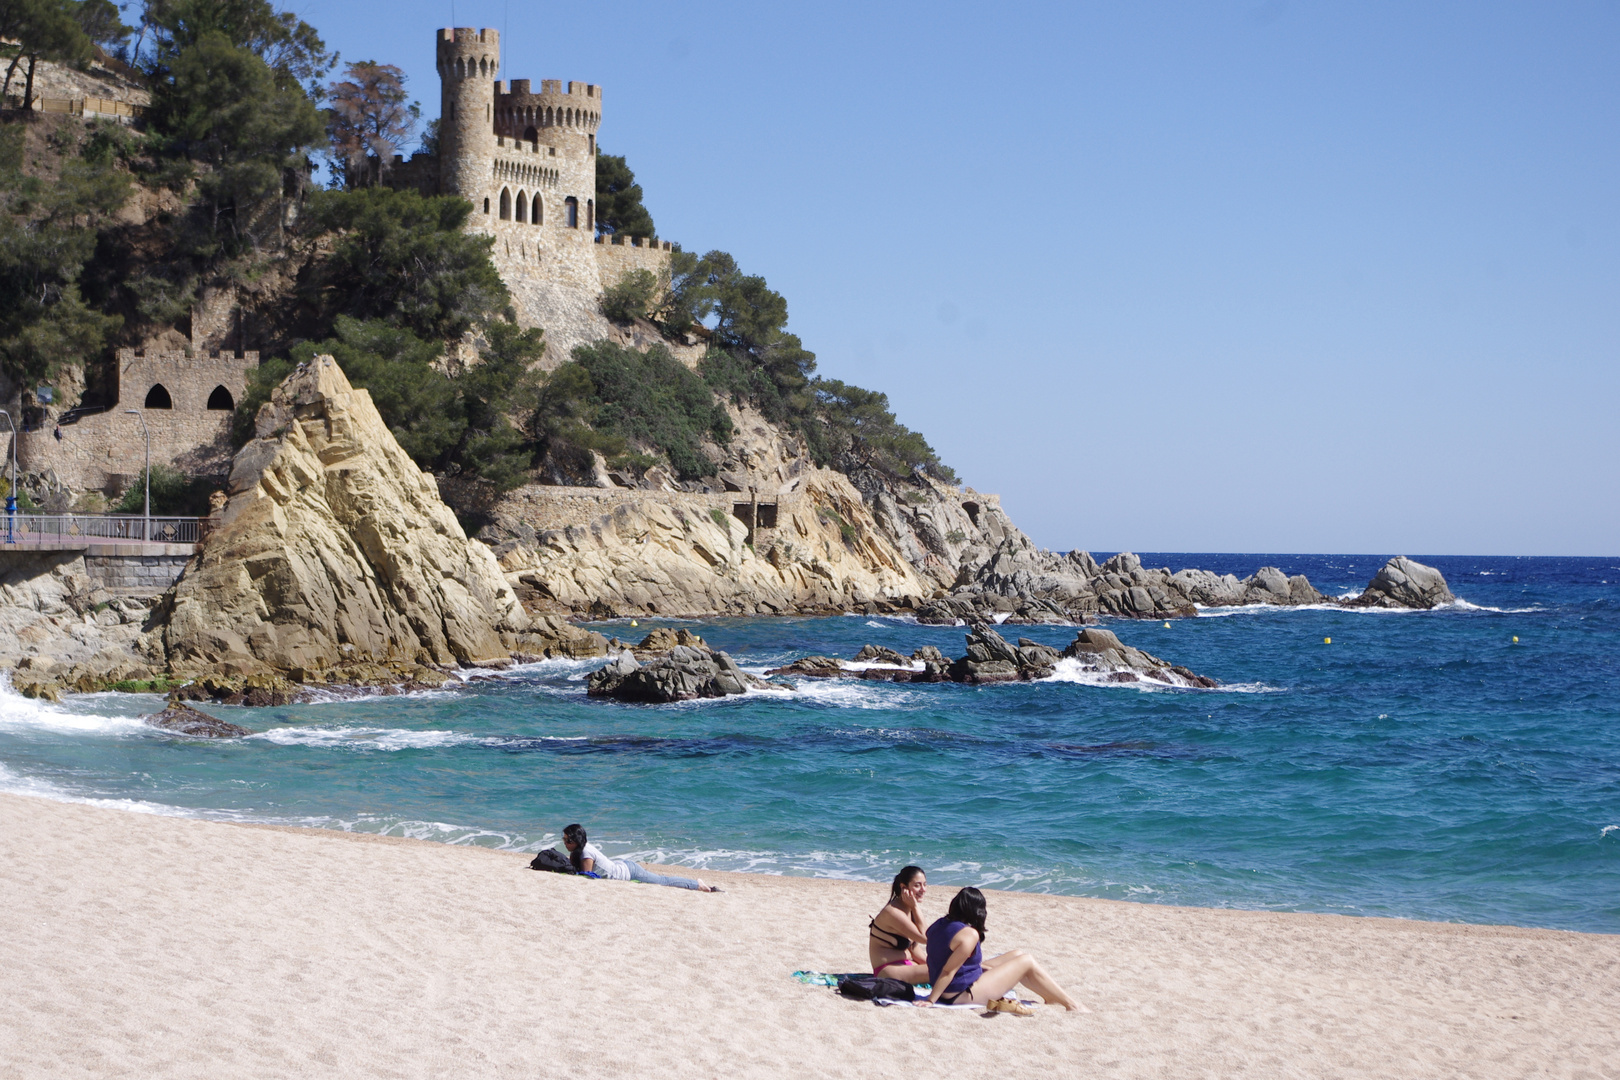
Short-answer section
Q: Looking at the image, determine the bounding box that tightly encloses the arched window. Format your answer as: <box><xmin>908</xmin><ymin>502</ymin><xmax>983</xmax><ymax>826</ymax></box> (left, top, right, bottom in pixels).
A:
<box><xmin>565</xmin><ymin>196</ymin><xmax>578</xmax><ymax>228</ymax></box>
<box><xmin>144</xmin><ymin>384</ymin><xmax>172</xmax><ymax>409</ymax></box>
<box><xmin>499</xmin><ymin>187</ymin><xmax>512</xmax><ymax>220</ymax></box>
<box><xmin>531</xmin><ymin>194</ymin><xmax>542</xmax><ymax>224</ymax></box>
<box><xmin>207</xmin><ymin>385</ymin><xmax>235</xmax><ymax>411</ymax></box>
<box><xmin>515</xmin><ymin>191</ymin><xmax>528</xmax><ymax>223</ymax></box>
<box><xmin>586</xmin><ymin>199</ymin><xmax>594</xmax><ymax>230</ymax></box>
<box><xmin>524</xmin><ymin>125</ymin><xmax>538</xmax><ymax>144</ymax></box>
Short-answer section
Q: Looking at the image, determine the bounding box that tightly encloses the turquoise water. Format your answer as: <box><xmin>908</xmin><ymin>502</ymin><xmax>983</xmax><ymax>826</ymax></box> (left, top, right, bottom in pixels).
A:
<box><xmin>3</xmin><ymin>554</ymin><xmax>1617</xmax><ymax>933</ymax></box>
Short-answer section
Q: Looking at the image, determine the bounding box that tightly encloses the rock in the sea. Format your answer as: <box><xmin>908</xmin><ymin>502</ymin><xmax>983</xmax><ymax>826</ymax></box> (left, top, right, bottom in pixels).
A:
<box><xmin>144</xmin><ymin>701</ymin><xmax>252</xmax><ymax>738</ymax></box>
<box><xmin>1348</xmin><ymin>556</ymin><xmax>1456</xmax><ymax>609</ymax></box>
<box><xmin>161</xmin><ymin>357</ymin><xmax>603</xmax><ymax>681</ymax></box>
<box><xmin>763</xmin><ymin>655</ymin><xmax>845</xmax><ymax>678</ymax></box>
<box><xmin>588</xmin><ymin>642</ymin><xmax>770</xmax><ymax>703</ymax></box>
<box><xmin>853</xmin><ymin>644</ymin><xmax>909</xmax><ymax>666</ymax></box>
<box><xmin>631</xmin><ymin>627</ymin><xmax>708</xmax><ymax>658</ymax></box>
<box><xmin>1061</xmin><ymin>627</ymin><xmax>1218</xmax><ymax>688</ymax></box>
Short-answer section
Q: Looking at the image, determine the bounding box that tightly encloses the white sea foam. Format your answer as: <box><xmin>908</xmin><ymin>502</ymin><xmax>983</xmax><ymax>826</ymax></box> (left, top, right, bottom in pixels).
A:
<box><xmin>1602</xmin><ymin>825</ymin><xmax>1618</xmax><ymax>839</ymax></box>
<box><xmin>249</xmin><ymin>725</ymin><xmax>485</xmax><ymax>751</ymax></box>
<box><xmin>1193</xmin><ymin>599</ymin><xmax>1542</xmax><ymax>617</ymax></box>
<box><xmin>787</xmin><ymin>678</ymin><xmax>923</xmax><ymax>710</ymax></box>
<box><xmin>0</xmin><ymin>673</ymin><xmax>153</xmax><ymax>736</ymax></box>
<box><xmin>1040</xmin><ymin>658</ymin><xmax>1191</xmax><ymax>691</ymax></box>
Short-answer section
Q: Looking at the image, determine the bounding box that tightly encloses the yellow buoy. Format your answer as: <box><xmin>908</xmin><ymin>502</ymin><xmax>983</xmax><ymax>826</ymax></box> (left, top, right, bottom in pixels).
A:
<box><xmin>631</xmin><ymin>619</ymin><xmax>639</xmax><ymax>627</ymax></box>
<box><xmin>1512</xmin><ymin>636</ymin><xmax>1518</xmax><ymax>643</ymax></box>
<box><xmin>1163</xmin><ymin>621</ymin><xmax>1171</xmax><ymax>629</ymax></box>
<box><xmin>1324</xmin><ymin>637</ymin><xmax>1332</xmax><ymax>645</ymax></box>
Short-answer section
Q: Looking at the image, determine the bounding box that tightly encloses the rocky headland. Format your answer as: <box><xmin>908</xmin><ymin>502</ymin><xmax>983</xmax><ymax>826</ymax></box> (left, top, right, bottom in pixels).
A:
<box><xmin>2</xmin><ymin>359</ymin><xmax>1459</xmax><ymax>709</ymax></box>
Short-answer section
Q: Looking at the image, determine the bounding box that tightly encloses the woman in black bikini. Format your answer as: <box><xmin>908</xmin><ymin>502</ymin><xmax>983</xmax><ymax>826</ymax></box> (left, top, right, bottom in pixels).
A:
<box><xmin>868</xmin><ymin>865</ymin><xmax>932</xmax><ymax>984</ymax></box>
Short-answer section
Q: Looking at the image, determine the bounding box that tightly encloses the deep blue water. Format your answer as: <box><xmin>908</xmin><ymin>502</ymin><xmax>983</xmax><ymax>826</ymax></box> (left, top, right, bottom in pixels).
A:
<box><xmin>3</xmin><ymin>554</ymin><xmax>1617</xmax><ymax>932</ymax></box>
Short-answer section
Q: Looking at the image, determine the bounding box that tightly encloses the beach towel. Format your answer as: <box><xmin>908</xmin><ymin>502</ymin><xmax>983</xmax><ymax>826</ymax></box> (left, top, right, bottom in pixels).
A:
<box><xmin>789</xmin><ymin>971</ymin><xmax>1036</xmax><ymax>1010</ymax></box>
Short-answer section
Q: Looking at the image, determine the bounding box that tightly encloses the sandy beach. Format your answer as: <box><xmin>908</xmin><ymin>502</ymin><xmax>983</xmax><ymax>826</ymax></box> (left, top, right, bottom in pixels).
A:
<box><xmin>0</xmin><ymin>792</ymin><xmax>1614</xmax><ymax>1079</ymax></box>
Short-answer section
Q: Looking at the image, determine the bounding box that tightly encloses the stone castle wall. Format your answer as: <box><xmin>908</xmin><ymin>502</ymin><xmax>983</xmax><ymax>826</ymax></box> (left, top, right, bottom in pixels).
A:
<box><xmin>16</xmin><ymin>349</ymin><xmax>257</xmax><ymax>495</ymax></box>
<box><xmin>421</xmin><ymin>27</ymin><xmax>672</xmax><ymax>367</ymax></box>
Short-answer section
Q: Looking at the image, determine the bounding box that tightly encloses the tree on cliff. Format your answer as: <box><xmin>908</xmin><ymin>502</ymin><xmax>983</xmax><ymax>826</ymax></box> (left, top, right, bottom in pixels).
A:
<box><xmin>594</xmin><ymin>151</ymin><xmax>655</xmax><ymax>239</ymax></box>
<box><xmin>325</xmin><ymin>60</ymin><xmax>419</xmax><ymax>190</ymax></box>
<box><xmin>300</xmin><ymin>186</ymin><xmax>508</xmax><ymax>340</ymax></box>
<box><xmin>0</xmin><ymin>0</ymin><xmax>120</xmax><ymax>106</ymax></box>
<box><xmin>659</xmin><ymin>248</ymin><xmax>953</xmax><ymax>482</ymax></box>
<box><xmin>0</xmin><ymin>121</ymin><xmax>129</xmax><ymax>388</ymax></box>
<box><xmin>133</xmin><ymin>0</ymin><xmax>330</xmax><ymax>261</ymax></box>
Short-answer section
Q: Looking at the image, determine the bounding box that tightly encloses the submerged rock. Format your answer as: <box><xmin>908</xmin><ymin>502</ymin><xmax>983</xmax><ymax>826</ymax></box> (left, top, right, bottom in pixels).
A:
<box><xmin>1347</xmin><ymin>557</ymin><xmax>1456</xmax><ymax>610</ymax></box>
<box><xmin>144</xmin><ymin>701</ymin><xmax>252</xmax><ymax>738</ymax></box>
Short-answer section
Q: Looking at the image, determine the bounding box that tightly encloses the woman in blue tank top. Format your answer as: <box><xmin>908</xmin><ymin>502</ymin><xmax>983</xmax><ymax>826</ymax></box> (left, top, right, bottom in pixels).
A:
<box><xmin>923</xmin><ymin>888</ymin><xmax>1084</xmax><ymax>1012</ymax></box>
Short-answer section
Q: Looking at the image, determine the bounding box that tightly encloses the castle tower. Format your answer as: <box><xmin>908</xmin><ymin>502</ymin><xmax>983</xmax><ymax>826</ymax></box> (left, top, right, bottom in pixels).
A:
<box><xmin>435</xmin><ymin>27</ymin><xmax>499</xmax><ymax>201</ymax></box>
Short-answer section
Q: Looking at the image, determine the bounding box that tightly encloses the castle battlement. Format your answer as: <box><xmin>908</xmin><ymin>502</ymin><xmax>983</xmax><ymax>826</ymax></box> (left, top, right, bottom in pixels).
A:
<box><xmin>397</xmin><ymin>26</ymin><xmax>677</xmax><ymax>366</ymax></box>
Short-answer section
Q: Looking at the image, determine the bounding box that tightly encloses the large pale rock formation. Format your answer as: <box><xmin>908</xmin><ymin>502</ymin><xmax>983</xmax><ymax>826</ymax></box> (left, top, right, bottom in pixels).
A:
<box><xmin>1347</xmin><ymin>556</ymin><xmax>1456</xmax><ymax>609</ymax></box>
<box><xmin>492</xmin><ymin>470</ymin><xmax>929</xmax><ymax>617</ymax></box>
<box><xmin>162</xmin><ymin>356</ymin><xmax>602</xmax><ymax>677</ymax></box>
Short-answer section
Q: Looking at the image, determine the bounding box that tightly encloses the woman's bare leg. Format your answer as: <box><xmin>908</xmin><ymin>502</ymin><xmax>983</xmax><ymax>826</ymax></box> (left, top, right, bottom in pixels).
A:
<box><xmin>876</xmin><ymin>961</ymin><xmax>933</xmax><ymax>985</ymax></box>
<box><xmin>981</xmin><ymin>948</ymin><xmax>1027</xmax><ymax>970</ymax></box>
<box><xmin>967</xmin><ymin>952</ymin><xmax>1085</xmax><ymax>1012</ymax></box>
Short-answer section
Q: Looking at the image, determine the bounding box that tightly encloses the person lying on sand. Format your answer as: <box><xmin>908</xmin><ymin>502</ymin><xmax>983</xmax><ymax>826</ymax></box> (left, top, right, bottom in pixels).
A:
<box><xmin>561</xmin><ymin>823</ymin><xmax>721</xmax><ymax>892</ymax></box>
<box><xmin>869</xmin><ymin>865</ymin><xmax>933</xmax><ymax>983</ymax></box>
<box><xmin>922</xmin><ymin>887</ymin><xmax>1086</xmax><ymax>1012</ymax></box>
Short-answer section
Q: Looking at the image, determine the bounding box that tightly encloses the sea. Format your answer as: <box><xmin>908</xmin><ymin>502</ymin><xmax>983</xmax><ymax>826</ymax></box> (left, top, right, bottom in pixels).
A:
<box><xmin>2</xmin><ymin>554</ymin><xmax>1616</xmax><ymax>934</ymax></box>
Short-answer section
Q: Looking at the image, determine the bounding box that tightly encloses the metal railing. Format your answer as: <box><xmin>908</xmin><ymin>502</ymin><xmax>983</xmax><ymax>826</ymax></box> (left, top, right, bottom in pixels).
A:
<box><xmin>1</xmin><ymin>513</ymin><xmax>202</xmax><ymax>546</ymax></box>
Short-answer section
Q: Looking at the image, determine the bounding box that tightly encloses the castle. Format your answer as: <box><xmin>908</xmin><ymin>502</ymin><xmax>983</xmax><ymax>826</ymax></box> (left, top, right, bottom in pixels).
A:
<box><xmin>388</xmin><ymin>28</ymin><xmax>676</xmax><ymax>364</ymax></box>
<box><xmin>6</xmin><ymin>28</ymin><xmax>670</xmax><ymax>500</ymax></box>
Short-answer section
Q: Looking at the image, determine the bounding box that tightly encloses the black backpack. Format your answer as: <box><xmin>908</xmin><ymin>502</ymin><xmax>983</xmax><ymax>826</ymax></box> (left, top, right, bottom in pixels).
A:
<box><xmin>837</xmin><ymin>975</ymin><xmax>917</xmax><ymax>1003</ymax></box>
<box><xmin>529</xmin><ymin>848</ymin><xmax>576</xmax><ymax>874</ymax></box>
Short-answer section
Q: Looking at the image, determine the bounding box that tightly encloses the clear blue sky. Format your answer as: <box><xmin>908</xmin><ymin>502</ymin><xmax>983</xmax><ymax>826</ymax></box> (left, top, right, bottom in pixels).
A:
<box><xmin>298</xmin><ymin>0</ymin><xmax>1618</xmax><ymax>556</ymax></box>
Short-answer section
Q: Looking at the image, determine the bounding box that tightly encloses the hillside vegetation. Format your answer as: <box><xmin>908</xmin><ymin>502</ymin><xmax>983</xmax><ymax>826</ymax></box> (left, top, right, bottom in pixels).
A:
<box><xmin>1</xmin><ymin>0</ymin><xmax>952</xmax><ymax>518</ymax></box>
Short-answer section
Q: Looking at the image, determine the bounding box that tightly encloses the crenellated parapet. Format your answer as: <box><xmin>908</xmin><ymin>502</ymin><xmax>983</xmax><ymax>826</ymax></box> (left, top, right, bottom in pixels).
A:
<box><xmin>16</xmin><ymin>348</ymin><xmax>258</xmax><ymax>495</ymax></box>
<box><xmin>398</xmin><ymin>25</ymin><xmax>679</xmax><ymax>365</ymax></box>
<box><xmin>496</xmin><ymin>79</ymin><xmax>601</xmax><ymax>139</ymax></box>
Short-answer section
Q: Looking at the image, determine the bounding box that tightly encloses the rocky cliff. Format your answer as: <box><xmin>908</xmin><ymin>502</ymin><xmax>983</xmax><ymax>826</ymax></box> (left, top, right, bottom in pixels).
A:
<box><xmin>477</xmin><ymin>402</ymin><xmax>1342</xmax><ymax>624</ymax></box>
<box><xmin>160</xmin><ymin>357</ymin><xmax>605</xmax><ymax>681</ymax></box>
<box><xmin>1</xmin><ymin>358</ymin><xmax>1461</xmax><ymax>702</ymax></box>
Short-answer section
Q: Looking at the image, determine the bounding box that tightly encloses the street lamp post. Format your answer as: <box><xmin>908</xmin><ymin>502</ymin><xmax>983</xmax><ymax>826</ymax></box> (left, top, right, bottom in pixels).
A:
<box><xmin>0</xmin><ymin>409</ymin><xmax>16</xmax><ymax>544</ymax></box>
<box><xmin>124</xmin><ymin>409</ymin><xmax>149</xmax><ymax>542</ymax></box>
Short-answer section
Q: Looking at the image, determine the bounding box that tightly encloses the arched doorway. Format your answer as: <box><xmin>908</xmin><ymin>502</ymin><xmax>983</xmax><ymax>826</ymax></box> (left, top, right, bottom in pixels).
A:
<box><xmin>144</xmin><ymin>384</ymin><xmax>172</xmax><ymax>409</ymax></box>
<box><xmin>207</xmin><ymin>385</ymin><xmax>235</xmax><ymax>410</ymax></box>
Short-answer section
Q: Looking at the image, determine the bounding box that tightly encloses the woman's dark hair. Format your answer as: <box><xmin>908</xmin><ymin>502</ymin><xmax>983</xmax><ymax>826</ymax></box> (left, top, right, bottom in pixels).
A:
<box><xmin>563</xmin><ymin>823</ymin><xmax>587</xmax><ymax>872</ymax></box>
<box><xmin>889</xmin><ymin>865</ymin><xmax>925</xmax><ymax>902</ymax></box>
<box><xmin>946</xmin><ymin>887</ymin><xmax>988</xmax><ymax>941</ymax></box>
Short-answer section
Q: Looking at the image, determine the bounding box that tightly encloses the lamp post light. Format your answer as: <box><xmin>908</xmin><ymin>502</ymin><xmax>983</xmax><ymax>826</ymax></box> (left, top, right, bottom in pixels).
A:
<box><xmin>0</xmin><ymin>408</ymin><xmax>16</xmax><ymax>544</ymax></box>
<box><xmin>124</xmin><ymin>409</ymin><xmax>149</xmax><ymax>542</ymax></box>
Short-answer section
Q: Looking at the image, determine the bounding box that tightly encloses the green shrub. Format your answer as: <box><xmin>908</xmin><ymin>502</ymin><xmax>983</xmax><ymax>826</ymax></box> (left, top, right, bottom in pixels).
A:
<box><xmin>114</xmin><ymin>465</ymin><xmax>216</xmax><ymax>516</ymax></box>
<box><xmin>533</xmin><ymin>341</ymin><xmax>731</xmax><ymax>482</ymax></box>
<box><xmin>708</xmin><ymin>507</ymin><xmax>730</xmax><ymax>530</ymax></box>
<box><xmin>600</xmin><ymin>268</ymin><xmax>659</xmax><ymax>324</ymax></box>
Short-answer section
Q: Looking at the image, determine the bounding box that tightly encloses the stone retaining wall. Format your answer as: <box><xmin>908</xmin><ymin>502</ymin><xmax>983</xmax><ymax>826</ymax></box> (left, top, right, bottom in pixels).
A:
<box><xmin>83</xmin><ymin>552</ymin><xmax>193</xmax><ymax>593</ymax></box>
